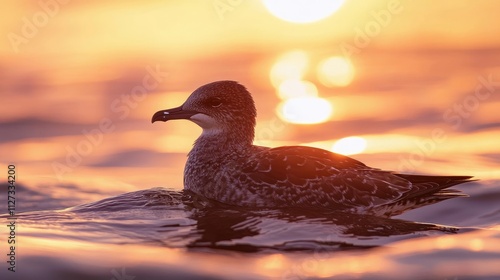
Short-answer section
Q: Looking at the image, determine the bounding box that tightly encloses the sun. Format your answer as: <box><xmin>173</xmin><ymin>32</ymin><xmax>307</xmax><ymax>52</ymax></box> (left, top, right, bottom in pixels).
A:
<box><xmin>262</xmin><ymin>0</ymin><xmax>345</xmax><ymax>24</ymax></box>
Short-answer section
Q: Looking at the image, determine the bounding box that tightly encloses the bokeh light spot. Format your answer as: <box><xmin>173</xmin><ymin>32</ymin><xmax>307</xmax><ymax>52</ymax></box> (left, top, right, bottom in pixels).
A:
<box><xmin>270</xmin><ymin>50</ymin><xmax>309</xmax><ymax>87</ymax></box>
<box><xmin>317</xmin><ymin>56</ymin><xmax>355</xmax><ymax>87</ymax></box>
<box><xmin>332</xmin><ymin>136</ymin><xmax>367</xmax><ymax>155</ymax></box>
<box><xmin>277</xmin><ymin>97</ymin><xmax>333</xmax><ymax>124</ymax></box>
<box><xmin>262</xmin><ymin>0</ymin><xmax>345</xmax><ymax>23</ymax></box>
<box><xmin>278</xmin><ymin>79</ymin><xmax>318</xmax><ymax>100</ymax></box>
<box><xmin>469</xmin><ymin>238</ymin><xmax>484</xmax><ymax>252</ymax></box>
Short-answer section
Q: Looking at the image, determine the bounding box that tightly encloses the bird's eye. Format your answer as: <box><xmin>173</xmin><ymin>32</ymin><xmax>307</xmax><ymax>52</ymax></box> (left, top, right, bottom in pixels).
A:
<box><xmin>206</xmin><ymin>97</ymin><xmax>223</xmax><ymax>108</ymax></box>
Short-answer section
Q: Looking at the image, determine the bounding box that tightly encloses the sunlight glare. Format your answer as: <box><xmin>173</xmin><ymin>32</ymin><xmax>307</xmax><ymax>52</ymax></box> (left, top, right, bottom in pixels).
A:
<box><xmin>469</xmin><ymin>238</ymin><xmax>484</xmax><ymax>252</ymax></box>
<box><xmin>332</xmin><ymin>136</ymin><xmax>367</xmax><ymax>155</ymax></box>
<box><xmin>278</xmin><ymin>97</ymin><xmax>333</xmax><ymax>124</ymax></box>
<box><xmin>262</xmin><ymin>0</ymin><xmax>345</xmax><ymax>23</ymax></box>
<box><xmin>270</xmin><ymin>50</ymin><xmax>309</xmax><ymax>87</ymax></box>
<box><xmin>278</xmin><ymin>79</ymin><xmax>318</xmax><ymax>100</ymax></box>
<box><xmin>317</xmin><ymin>56</ymin><xmax>355</xmax><ymax>87</ymax></box>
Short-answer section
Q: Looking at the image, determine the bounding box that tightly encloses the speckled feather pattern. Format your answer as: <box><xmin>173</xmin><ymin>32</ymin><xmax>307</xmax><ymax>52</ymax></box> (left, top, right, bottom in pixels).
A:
<box><xmin>158</xmin><ymin>81</ymin><xmax>473</xmax><ymax>217</ymax></box>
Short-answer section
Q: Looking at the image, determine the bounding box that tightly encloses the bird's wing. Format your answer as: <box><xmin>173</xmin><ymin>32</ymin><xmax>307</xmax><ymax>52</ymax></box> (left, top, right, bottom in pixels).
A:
<box><xmin>240</xmin><ymin>146</ymin><xmax>413</xmax><ymax>209</ymax></box>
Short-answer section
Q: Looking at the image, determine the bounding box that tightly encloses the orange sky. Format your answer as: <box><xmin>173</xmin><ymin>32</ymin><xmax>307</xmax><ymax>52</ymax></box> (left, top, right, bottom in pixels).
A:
<box><xmin>1</xmin><ymin>0</ymin><xmax>500</xmax><ymax>60</ymax></box>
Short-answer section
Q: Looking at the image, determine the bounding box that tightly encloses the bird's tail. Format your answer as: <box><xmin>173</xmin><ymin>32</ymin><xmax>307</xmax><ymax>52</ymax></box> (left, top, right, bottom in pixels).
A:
<box><xmin>373</xmin><ymin>174</ymin><xmax>475</xmax><ymax>217</ymax></box>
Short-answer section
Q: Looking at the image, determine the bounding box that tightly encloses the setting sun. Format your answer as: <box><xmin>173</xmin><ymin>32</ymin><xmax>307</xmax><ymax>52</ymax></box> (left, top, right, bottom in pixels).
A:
<box><xmin>277</xmin><ymin>97</ymin><xmax>333</xmax><ymax>124</ymax></box>
<box><xmin>262</xmin><ymin>0</ymin><xmax>345</xmax><ymax>23</ymax></box>
<box><xmin>332</xmin><ymin>136</ymin><xmax>367</xmax><ymax>155</ymax></box>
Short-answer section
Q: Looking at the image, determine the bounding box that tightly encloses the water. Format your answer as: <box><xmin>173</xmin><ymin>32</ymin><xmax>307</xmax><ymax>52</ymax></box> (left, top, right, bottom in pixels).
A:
<box><xmin>2</xmin><ymin>34</ymin><xmax>500</xmax><ymax>279</ymax></box>
<box><xmin>2</xmin><ymin>178</ymin><xmax>500</xmax><ymax>279</ymax></box>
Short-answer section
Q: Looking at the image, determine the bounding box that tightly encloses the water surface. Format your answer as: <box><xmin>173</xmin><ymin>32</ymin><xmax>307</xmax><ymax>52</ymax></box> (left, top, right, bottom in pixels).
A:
<box><xmin>1</xmin><ymin>178</ymin><xmax>500</xmax><ymax>279</ymax></box>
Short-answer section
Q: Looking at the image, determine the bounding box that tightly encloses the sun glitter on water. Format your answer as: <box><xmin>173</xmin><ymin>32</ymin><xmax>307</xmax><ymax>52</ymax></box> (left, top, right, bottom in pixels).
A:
<box><xmin>277</xmin><ymin>97</ymin><xmax>333</xmax><ymax>125</ymax></box>
<box><xmin>278</xmin><ymin>79</ymin><xmax>318</xmax><ymax>100</ymax></box>
<box><xmin>332</xmin><ymin>136</ymin><xmax>367</xmax><ymax>155</ymax></box>
<box><xmin>269</xmin><ymin>50</ymin><xmax>309</xmax><ymax>87</ymax></box>
<box><xmin>317</xmin><ymin>56</ymin><xmax>355</xmax><ymax>87</ymax></box>
<box><xmin>270</xmin><ymin>50</ymin><xmax>335</xmax><ymax>125</ymax></box>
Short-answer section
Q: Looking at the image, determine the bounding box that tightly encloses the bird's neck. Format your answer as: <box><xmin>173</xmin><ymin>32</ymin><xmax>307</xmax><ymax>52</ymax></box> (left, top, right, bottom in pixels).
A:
<box><xmin>190</xmin><ymin>127</ymin><xmax>254</xmax><ymax>158</ymax></box>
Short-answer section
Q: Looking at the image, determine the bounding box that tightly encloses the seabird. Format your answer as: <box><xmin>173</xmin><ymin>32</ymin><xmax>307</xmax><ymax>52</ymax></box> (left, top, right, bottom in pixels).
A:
<box><xmin>152</xmin><ymin>81</ymin><xmax>473</xmax><ymax>217</ymax></box>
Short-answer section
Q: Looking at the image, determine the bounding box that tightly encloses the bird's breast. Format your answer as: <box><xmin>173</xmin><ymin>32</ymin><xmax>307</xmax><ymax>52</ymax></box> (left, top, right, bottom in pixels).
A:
<box><xmin>184</xmin><ymin>152</ymin><xmax>234</xmax><ymax>197</ymax></box>
<box><xmin>184</xmin><ymin>151</ymin><xmax>263</xmax><ymax>206</ymax></box>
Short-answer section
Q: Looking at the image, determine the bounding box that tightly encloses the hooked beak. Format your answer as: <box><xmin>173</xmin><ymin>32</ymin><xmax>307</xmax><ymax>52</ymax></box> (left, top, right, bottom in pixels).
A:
<box><xmin>151</xmin><ymin>106</ymin><xmax>199</xmax><ymax>123</ymax></box>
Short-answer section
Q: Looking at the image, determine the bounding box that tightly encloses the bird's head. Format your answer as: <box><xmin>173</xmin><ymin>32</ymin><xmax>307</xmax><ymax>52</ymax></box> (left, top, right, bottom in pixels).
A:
<box><xmin>152</xmin><ymin>81</ymin><xmax>257</xmax><ymax>144</ymax></box>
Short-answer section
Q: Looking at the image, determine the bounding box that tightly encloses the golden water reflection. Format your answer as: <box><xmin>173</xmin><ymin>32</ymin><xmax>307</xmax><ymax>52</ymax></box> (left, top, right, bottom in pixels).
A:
<box><xmin>332</xmin><ymin>136</ymin><xmax>367</xmax><ymax>155</ymax></box>
<box><xmin>2</xmin><ymin>2</ymin><xmax>500</xmax><ymax>279</ymax></box>
<box><xmin>269</xmin><ymin>50</ymin><xmax>309</xmax><ymax>87</ymax></box>
<box><xmin>277</xmin><ymin>79</ymin><xmax>318</xmax><ymax>99</ymax></box>
<box><xmin>317</xmin><ymin>56</ymin><xmax>355</xmax><ymax>87</ymax></box>
<box><xmin>15</xmin><ymin>226</ymin><xmax>500</xmax><ymax>279</ymax></box>
<box><xmin>277</xmin><ymin>97</ymin><xmax>333</xmax><ymax>124</ymax></box>
<box><xmin>270</xmin><ymin>50</ymin><xmax>347</xmax><ymax>125</ymax></box>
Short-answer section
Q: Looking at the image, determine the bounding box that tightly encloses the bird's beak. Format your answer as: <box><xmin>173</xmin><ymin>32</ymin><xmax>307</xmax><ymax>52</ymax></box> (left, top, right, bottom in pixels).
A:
<box><xmin>151</xmin><ymin>106</ymin><xmax>199</xmax><ymax>123</ymax></box>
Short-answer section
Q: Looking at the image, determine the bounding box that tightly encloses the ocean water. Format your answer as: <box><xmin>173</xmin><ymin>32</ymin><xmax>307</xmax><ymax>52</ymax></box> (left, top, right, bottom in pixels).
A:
<box><xmin>2</xmin><ymin>48</ymin><xmax>500</xmax><ymax>279</ymax></box>
<box><xmin>1</xmin><ymin>178</ymin><xmax>500</xmax><ymax>280</ymax></box>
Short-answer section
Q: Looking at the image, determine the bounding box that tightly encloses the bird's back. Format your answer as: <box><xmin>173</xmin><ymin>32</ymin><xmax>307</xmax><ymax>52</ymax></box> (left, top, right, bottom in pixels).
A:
<box><xmin>210</xmin><ymin>145</ymin><xmax>473</xmax><ymax>217</ymax></box>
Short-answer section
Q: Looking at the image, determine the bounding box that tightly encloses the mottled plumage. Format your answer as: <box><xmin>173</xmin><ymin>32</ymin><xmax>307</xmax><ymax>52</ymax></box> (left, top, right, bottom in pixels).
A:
<box><xmin>152</xmin><ymin>81</ymin><xmax>473</xmax><ymax>217</ymax></box>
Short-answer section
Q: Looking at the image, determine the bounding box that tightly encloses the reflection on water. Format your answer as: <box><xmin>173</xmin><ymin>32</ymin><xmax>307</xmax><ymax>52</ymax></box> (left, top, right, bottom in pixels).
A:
<box><xmin>269</xmin><ymin>50</ymin><xmax>309</xmax><ymax>87</ymax></box>
<box><xmin>8</xmin><ymin>187</ymin><xmax>460</xmax><ymax>251</ymax></box>
<box><xmin>0</xmin><ymin>153</ymin><xmax>498</xmax><ymax>272</ymax></box>
<box><xmin>1</xmin><ymin>180</ymin><xmax>500</xmax><ymax>279</ymax></box>
<box><xmin>277</xmin><ymin>96</ymin><xmax>333</xmax><ymax>124</ymax></box>
<box><xmin>1</xmin><ymin>49</ymin><xmax>500</xmax><ymax>278</ymax></box>
<box><xmin>317</xmin><ymin>56</ymin><xmax>355</xmax><ymax>87</ymax></box>
<box><xmin>2</xmin><ymin>9</ymin><xmax>500</xmax><ymax>276</ymax></box>
<box><xmin>332</xmin><ymin>136</ymin><xmax>367</xmax><ymax>155</ymax></box>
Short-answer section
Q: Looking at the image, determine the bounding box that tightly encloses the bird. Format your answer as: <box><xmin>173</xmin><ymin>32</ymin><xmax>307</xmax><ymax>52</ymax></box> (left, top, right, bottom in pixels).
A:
<box><xmin>152</xmin><ymin>80</ymin><xmax>473</xmax><ymax>217</ymax></box>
